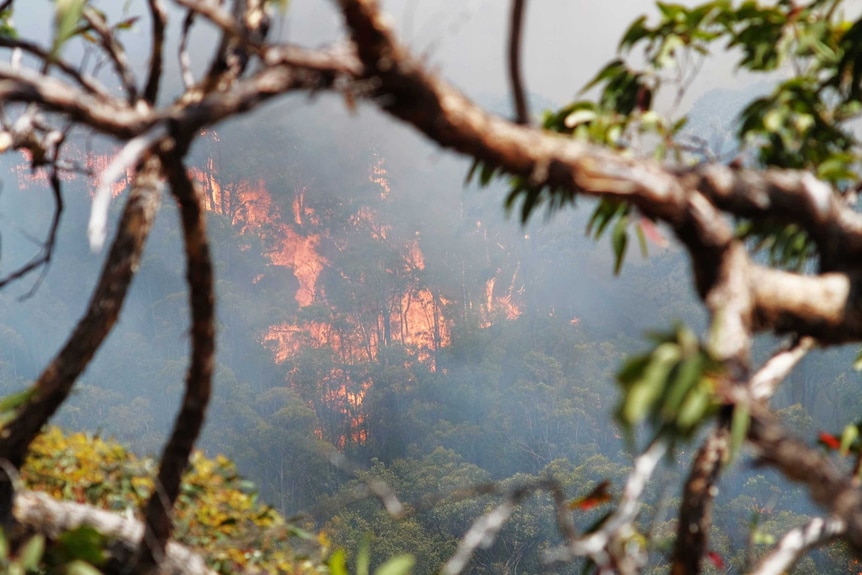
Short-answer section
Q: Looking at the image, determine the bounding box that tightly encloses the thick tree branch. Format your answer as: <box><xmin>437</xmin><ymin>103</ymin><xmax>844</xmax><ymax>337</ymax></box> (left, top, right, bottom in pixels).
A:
<box><xmin>671</xmin><ymin>423</ymin><xmax>729</xmax><ymax>575</ymax></box>
<box><xmin>13</xmin><ymin>491</ymin><xmax>217</xmax><ymax>575</ymax></box>
<box><xmin>136</xmin><ymin>152</ymin><xmax>214</xmax><ymax>572</ymax></box>
<box><xmin>0</xmin><ymin>62</ymin><xmax>150</xmax><ymax>137</ymax></box>
<box><xmin>0</xmin><ymin>157</ymin><xmax>163</xmax><ymax>524</ymax></box>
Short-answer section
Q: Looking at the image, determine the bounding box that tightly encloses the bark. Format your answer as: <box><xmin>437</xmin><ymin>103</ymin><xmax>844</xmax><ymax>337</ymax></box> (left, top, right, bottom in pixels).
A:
<box><xmin>671</xmin><ymin>423</ymin><xmax>729</xmax><ymax>575</ymax></box>
<box><xmin>0</xmin><ymin>157</ymin><xmax>163</xmax><ymax>524</ymax></box>
<box><xmin>13</xmin><ymin>491</ymin><xmax>216</xmax><ymax>575</ymax></box>
<box><xmin>136</xmin><ymin>154</ymin><xmax>215</xmax><ymax>571</ymax></box>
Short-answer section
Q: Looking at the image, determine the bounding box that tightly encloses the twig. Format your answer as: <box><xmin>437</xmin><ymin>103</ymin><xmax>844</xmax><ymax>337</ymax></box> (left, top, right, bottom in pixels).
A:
<box><xmin>82</xmin><ymin>7</ymin><xmax>138</xmax><ymax>102</ymax></box>
<box><xmin>179</xmin><ymin>10</ymin><xmax>197</xmax><ymax>89</ymax></box>
<box><xmin>750</xmin><ymin>337</ymin><xmax>815</xmax><ymax>401</ymax></box>
<box><xmin>144</xmin><ymin>0</ymin><xmax>167</xmax><ymax>104</ymax></box>
<box><xmin>443</xmin><ymin>499</ymin><xmax>517</xmax><ymax>575</ymax></box>
<box><xmin>543</xmin><ymin>438</ymin><xmax>668</xmax><ymax>569</ymax></box>
<box><xmin>88</xmin><ymin>122</ymin><xmax>167</xmax><ymax>251</ymax></box>
<box><xmin>0</xmin><ymin>37</ymin><xmax>112</xmax><ymax>99</ymax></box>
<box><xmin>0</xmin><ymin>145</ymin><xmax>63</xmax><ymax>294</ymax></box>
<box><xmin>327</xmin><ymin>451</ymin><xmax>405</xmax><ymax>518</ymax></box>
<box><xmin>751</xmin><ymin>516</ymin><xmax>845</xmax><ymax>575</ymax></box>
<box><xmin>507</xmin><ymin>0</ymin><xmax>528</xmax><ymax>125</ymax></box>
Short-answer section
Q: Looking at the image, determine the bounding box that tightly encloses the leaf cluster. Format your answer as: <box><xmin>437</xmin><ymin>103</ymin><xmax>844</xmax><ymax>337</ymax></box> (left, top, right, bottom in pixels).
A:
<box><xmin>484</xmin><ymin>0</ymin><xmax>862</xmax><ymax>275</ymax></box>
<box><xmin>21</xmin><ymin>427</ymin><xmax>330</xmax><ymax>575</ymax></box>
<box><xmin>616</xmin><ymin>325</ymin><xmax>721</xmax><ymax>442</ymax></box>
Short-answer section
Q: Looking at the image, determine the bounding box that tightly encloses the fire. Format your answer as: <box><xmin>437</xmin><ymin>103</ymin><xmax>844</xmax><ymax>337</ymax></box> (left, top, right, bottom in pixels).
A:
<box><xmin>369</xmin><ymin>155</ymin><xmax>390</xmax><ymax>199</ymax></box>
<box><xmin>10</xmin><ymin>132</ymin><xmax>522</xmax><ymax>451</ymax></box>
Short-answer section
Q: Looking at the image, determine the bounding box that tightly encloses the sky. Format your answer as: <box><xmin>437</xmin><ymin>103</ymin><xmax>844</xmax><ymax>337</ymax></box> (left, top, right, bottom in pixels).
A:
<box><xmin>281</xmin><ymin>0</ymin><xmax>746</xmax><ymax>108</ymax></box>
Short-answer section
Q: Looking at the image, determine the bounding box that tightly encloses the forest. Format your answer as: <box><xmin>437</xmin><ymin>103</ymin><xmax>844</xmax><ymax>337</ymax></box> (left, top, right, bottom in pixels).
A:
<box><xmin>2</xmin><ymin>0</ymin><xmax>862</xmax><ymax>574</ymax></box>
<box><xmin>0</xmin><ymin>85</ymin><xmax>859</xmax><ymax>573</ymax></box>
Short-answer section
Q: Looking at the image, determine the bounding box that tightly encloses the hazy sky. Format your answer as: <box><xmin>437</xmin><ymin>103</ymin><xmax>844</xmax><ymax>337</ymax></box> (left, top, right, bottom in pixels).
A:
<box><xmin>9</xmin><ymin>0</ymin><xmax>766</xmax><ymax>115</ymax></box>
<box><xmin>281</xmin><ymin>0</ymin><xmax>749</xmax><ymax>110</ymax></box>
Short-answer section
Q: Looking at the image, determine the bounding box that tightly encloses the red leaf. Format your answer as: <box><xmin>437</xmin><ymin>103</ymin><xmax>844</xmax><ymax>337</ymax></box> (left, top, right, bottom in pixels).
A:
<box><xmin>639</xmin><ymin>217</ymin><xmax>667</xmax><ymax>247</ymax></box>
<box><xmin>819</xmin><ymin>431</ymin><xmax>841</xmax><ymax>450</ymax></box>
<box><xmin>569</xmin><ymin>480</ymin><xmax>612</xmax><ymax>511</ymax></box>
<box><xmin>707</xmin><ymin>551</ymin><xmax>725</xmax><ymax>569</ymax></box>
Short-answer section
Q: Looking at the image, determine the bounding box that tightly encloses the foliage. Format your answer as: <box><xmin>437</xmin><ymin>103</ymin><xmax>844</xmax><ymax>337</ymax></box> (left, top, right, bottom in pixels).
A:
<box><xmin>21</xmin><ymin>427</ymin><xmax>330</xmax><ymax>575</ymax></box>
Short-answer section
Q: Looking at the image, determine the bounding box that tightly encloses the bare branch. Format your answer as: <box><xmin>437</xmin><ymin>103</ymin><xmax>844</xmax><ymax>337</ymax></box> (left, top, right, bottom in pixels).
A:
<box><xmin>443</xmin><ymin>499</ymin><xmax>517</xmax><ymax>575</ymax></box>
<box><xmin>144</xmin><ymin>0</ymin><xmax>168</xmax><ymax>104</ymax></box>
<box><xmin>0</xmin><ymin>157</ymin><xmax>163</xmax><ymax>523</ymax></box>
<box><xmin>750</xmin><ymin>337</ymin><xmax>816</xmax><ymax>401</ymax></box>
<box><xmin>543</xmin><ymin>438</ymin><xmax>668</xmax><ymax>570</ymax></box>
<box><xmin>88</xmin><ymin>122</ymin><xmax>168</xmax><ymax>251</ymax></box>
<box><xmin>327</xmin><ymin>451</ymin><xmax>406</xmax><ymax>518</ymax></box>
<box><xmin>0</xmin><ymin>37</ymin><xmax>112</xmax><ymax>99</ymax></box>
<box><xmin>137</xmin><ymin>152</ymin><xmax>215</xmax><ymax>571</ymax></box>
<box><xmin>178</xmin><ymin>9</ymin><xmax>197</xmax><ymax>90</ymax></box>
<box><xmin>751</xmin><ymin>516</ymin><xmax>845</xmax><ymax>575</ymax></box>
<box><xmin>507</xmin><ymin>0</ymin><xmax>528</xmax><ymax>125</ymax></box>
<box><xmin>747</xmin><ymin>404</ymin><xmax>862</xmax><ymax>551</ymax></box>
<box><xmin>14</xmin><ymin>491</ymin><xmax>217</xmax><ymax>575</ymax></box>
<box><xmin>82</xmin><ymin>7</ymin><xmax>139</xmax><ymax>102</ymax></box>
<box><xmin>0</xmin><ymin>146</ymin><xmax>63</xmax><ymax>294</ymax></box>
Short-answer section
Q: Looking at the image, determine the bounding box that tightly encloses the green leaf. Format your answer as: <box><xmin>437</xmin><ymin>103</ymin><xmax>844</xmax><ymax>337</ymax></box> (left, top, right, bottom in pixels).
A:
<box><xmin>582</xmin><ymin>59</ymin><xmax>627</xmax><ymax>93</ymax></box>
<box><xmin>729</xmin><ymin>403</ymin><xmax>750</xmax><ymax>462</ymax></box>
<box><xmin>57</xmin><ymin>526</ymin><xmax>105</xmax><ymax>565</ymax></box>
<box><xmin>841</xmin><ymin>424</ymin><xmax>859</xmax><ymax>456</ymax></box>
<box><xmin>0</xmin><ymin>529</ymin><xmax>8</xmax><ymax>559</ymax></box>
<box><xmin>328</xmin><ymin>549</ymin><xmax>348</xmax><ymax>575</ymax></box>
<box><xmin>65</xmin><ymin>560</ymin><xmax>103</xmax><ymax>575</ymax></box>
<box><xmin>0</xmin><ymin>388</ymin><xmax>35</xmax><ymax>415</ymax></box>
<box><xmin>356</xmin><ymin>536</ymin><xmax>371</xmax><ymax>575</ymax></box>
<box><xmin>53</xmin><ymin>0</ymin><xmax>87</xmax><ymax>56</ymax></box>
<box><xmin>676</xmin><ymin>384</ymin><xmax>713</xmax><ymax>431</ymax></box>
<box><xmin>19</xmin><ymin>534</ymin><xmax>44</xmax><ymax>571</ymax></box>
<box><xmin>374</xmin><ymin>554</ymin><xmax>415</xmax><ymax>575</ymax></box>
<box><xmin>611</xmin><ymin>215</ymin><xmax>629</xmax><ymax>275</ymax></box>
<box><xmin>635</xmin><ymin>223</ymin><xmax>649</xmax><ymax>258</ymax></box>
<box><xmin>619</xmin><ymin>15</ymin><xmax>650</xmax><ymax>51</ymax></box>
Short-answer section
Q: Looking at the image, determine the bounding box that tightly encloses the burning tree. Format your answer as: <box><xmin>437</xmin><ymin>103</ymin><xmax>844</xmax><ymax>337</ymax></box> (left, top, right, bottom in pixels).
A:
<box><xmin>1</xmin><ymin>0</ymin><xmax>862</xmax><ymax>574</ymax></box>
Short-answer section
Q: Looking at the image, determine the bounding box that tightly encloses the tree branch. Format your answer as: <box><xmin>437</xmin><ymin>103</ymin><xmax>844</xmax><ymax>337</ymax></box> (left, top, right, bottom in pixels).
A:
<box><xmin>136</xmin><ymin>152</ymin><xmax>214</xmax><ymax>571</ymax></box>
<box><xmin>82</xmin><ymin>7</ymin><xmax>139</xmax><ymax>102</ymax></box>
<box><xmin>507</xmin><ymin>0</ymin><xmax>528</xmax><ymax>125</ymax></box>
<box><xmin>0</xmin><ymin>157</ymin><xmax>163</xmax><ymax>524</ymax></box>
<box><xmin>671</xmin><ymin>423</ymin><xmax>729</xmax><ymax>575</ymax></box>
<box><xmin>747</xmin><ymin>404</ymin><xmax>862</xmax><ymax>551</ymax></box>
<box><xmin>750</xmin><ymin>337</ymin><xmax>815</xmax><ymax>401</ymax></box>
<box><xmin>144</xmin><ymin>0</ymin><xmax>167</xmax><ymax>104</ymax></box>
<box><xmin>750</xmin><ymin>515</ymin><xmax>845</xmax><ymax>575</ymax></box>
<box><xmin>13</xmin><ymin>491</ymin><xmax>217</xmax><ymax>575</ymax></box>
<box><xmin>543</xmin><ymin>438</ymin><xmax>668</xmax><ymax>571</ymax></box>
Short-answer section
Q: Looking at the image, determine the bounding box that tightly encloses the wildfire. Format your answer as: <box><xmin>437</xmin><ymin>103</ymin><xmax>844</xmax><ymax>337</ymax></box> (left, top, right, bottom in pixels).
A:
<box><xmin>10</xmin><ymin>132</ymin><xmax>522</xmax><ymax>451</ymax></box>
